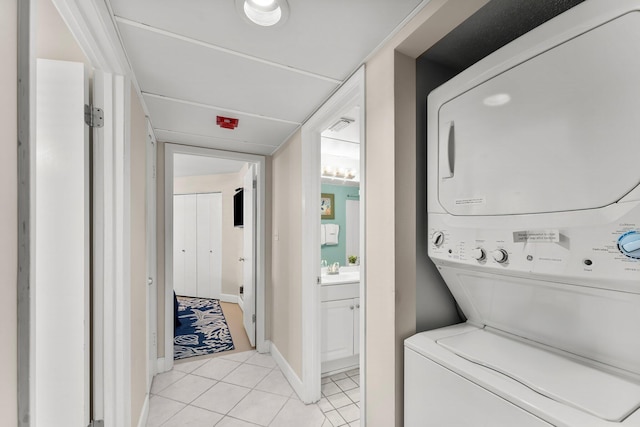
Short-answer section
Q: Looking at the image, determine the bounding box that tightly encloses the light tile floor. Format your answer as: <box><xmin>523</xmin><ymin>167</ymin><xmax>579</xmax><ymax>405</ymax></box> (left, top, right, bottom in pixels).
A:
<box><xmin>147</xmin><ymin>350</ymin><xmax>360</xmax><ymax>427</ymax></box>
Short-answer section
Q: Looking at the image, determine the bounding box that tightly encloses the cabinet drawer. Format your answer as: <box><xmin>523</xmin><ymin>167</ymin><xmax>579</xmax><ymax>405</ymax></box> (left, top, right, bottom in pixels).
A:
<box><xmin>321</xmin><ymin>282</ymin><xmax>359</xmax><ymax>302</ymax></box>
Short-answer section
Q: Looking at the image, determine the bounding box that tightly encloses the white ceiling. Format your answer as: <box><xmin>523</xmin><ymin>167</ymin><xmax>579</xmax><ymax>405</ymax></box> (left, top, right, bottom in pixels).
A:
<box><xmin>107</xmin><ymin>0</ymin><xmax>424</xmax><ymax>155</ymax></box>
<box><xmin>174</xmin><ymin>153</ymin><xmax>246</xmax><ymax>177</ymax></box>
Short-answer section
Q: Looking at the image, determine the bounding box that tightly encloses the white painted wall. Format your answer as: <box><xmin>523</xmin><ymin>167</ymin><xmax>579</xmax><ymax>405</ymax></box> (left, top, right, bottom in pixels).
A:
<box><xmin>363</xmin><ymin>1</ymin><xmax>490</xmax><ymax>425</ymax></box>
<box><xmin>271</xmin><ymin>130</ymin><xmax>303</xmax><ymax>378</ymax></box>
<box><xmin>0</xmin><ymin>1</ymin><xmax>18</xmax><ymax>424</ymax></box>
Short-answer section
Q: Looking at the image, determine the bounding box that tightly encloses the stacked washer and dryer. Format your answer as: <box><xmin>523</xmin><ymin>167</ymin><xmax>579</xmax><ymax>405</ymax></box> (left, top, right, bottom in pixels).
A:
<box><xmin>405</xmin><ymin>1</ymin><xmax>640</xmax><ymax>426</ymax></box>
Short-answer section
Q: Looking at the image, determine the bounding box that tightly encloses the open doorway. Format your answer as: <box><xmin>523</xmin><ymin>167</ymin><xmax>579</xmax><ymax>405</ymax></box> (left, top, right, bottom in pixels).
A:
<box><xmin>163</xmin><ymin>144</ymin><xmax>268</xmax><ymax>372</ymax></box>
<box><xmin>319</xmin><ymin>108</ymin><xmax>362</xmax><ymax>375</ymax></box>
<box><xmin>300</xmin><ymin>67</ymin><xmax>365</xmax><ymax>416</ymax></box>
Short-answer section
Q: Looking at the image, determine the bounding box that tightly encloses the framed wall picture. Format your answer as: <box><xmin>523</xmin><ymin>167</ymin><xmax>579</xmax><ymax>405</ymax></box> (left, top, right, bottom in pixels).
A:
<box><xmin>321</xmin><ymin>193</ymin><xmax>335</xmax><ymax>219</ymax></box>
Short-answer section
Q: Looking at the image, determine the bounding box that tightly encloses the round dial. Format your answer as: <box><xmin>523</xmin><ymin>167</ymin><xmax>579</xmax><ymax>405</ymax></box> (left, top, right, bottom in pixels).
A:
<box><xmin>432</xmin><ymin>231</ymin><xmax>445</xmax><ymax>247</ymax></box>
<box><xmin>470</xmin><ymin>248</ymin><xmax>485</xmax><ymax>261</ymax></box>
<box><xmin>618</xmin><ymin>231</ymin><xmax>640</xmax><ymax>259</ymax></box>
<box><xmin>491</xmin><ymin>249</ymin><xmax>508</xmax><ymax>263</ymax></box>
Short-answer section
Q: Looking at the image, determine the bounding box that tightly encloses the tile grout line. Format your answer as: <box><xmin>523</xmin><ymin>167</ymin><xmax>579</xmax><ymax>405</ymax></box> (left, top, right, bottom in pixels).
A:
<box><xmin>151</xmin><ymin>350</ymin><xmax>359</xmax><ymax>427</ymax></box>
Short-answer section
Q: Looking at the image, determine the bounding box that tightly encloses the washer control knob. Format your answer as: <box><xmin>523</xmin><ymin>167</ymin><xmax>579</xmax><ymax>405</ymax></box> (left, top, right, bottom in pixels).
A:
<box><xmin>618</xmin><ymin>231</ymin><xmax>640</xmax><ymax>259</ymax></box>
<box><xmin>491</xmin><ymin>249</ymin><xmax>509</xmax><ymax>263</ymax></box>
<box><xmin>432</xmin><ymin>231</ymin><xmax>445</xmax><ymax>247</ymax></box>
<box><xmin>470</xmin><ymin>248</ymin><xmax>486</xmax><ymax>261</ymax></box>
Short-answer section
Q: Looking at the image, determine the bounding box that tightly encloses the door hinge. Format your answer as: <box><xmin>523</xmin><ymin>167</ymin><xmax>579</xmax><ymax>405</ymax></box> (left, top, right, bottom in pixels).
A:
<box><xmin>252</xmin><ymin>314</ymin><xmax>256</xmax><ymax>323</ymax></box>
<box><xmin>88</xmin><ymin>420</ymin><xmax>104</xmax><ymax>427</ymax></box>
<box><xmin>317</xmin><ymin>276</ymin><xmax>321</xmax><ymax>284</ymax></box>
<box><xmin>253</xmin><ymin>179</ymin><xmax>257</xmax><ymax>189</ymax></box>
<box><xmin>84</xmin><ymin>104</ymin><xmax>104</xmax><ymax>128</ymax></box>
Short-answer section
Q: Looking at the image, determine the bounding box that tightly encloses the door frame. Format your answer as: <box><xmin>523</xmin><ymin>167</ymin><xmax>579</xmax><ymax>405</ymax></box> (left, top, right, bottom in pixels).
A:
<box><xmin>146</xmin><ymin>121</ymin><xmax>158</xmax><ymax>390</ymax></box>
<box><xmin>300</xmin><ymin>66</ymin><xmax>366</xmax><ymax>409</ymax></box>
<box><xmin>163</xmin><ymin>143</ymin><xmax>268</xmax><ymax>372</ymax></box>
<box><xmin>19</xmin><ymin>1</ymin><xmax>138</xmax><ymax>425</ymax></box>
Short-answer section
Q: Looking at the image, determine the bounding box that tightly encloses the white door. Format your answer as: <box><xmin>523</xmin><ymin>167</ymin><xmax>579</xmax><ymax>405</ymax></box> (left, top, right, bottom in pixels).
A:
<box><xmin>173</xmin><ymin>194</ymin><xmax>197</xmax><ymax>296</ymax></box>
<box><xmin>321</xmin><ymin>299</ymin><xmax>355</xmax><ymax>362</ymax></box>
<box><xmin>197</xmin><ymin>192</ymin><xmax>222</xmax><ymax>299</ymax></box>
<box><xmin>146</xmin><ymin>129</ymin><xmax>157</xmax><ymax>388</ymax></box>
<box><xmin>243</xmin><ymin>165</ymin><xmax>256</xmax><ymax>346</ymax></box>
<box><xmin>35</xmin><ymin>59</ymin><xmax>90</xmax><ymax>426</ymax></box>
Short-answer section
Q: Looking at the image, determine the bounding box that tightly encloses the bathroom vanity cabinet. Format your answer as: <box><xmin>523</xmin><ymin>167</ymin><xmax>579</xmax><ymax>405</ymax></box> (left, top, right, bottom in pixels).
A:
<box><xmin>320</xmin><ymin>279</ymin><xmax>360</xmax><ymax>374</ymax></box>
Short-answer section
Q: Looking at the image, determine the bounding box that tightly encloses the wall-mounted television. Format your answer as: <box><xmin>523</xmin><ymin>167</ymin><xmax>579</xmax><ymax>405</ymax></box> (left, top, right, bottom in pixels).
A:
<box><xmin>233</xmin><ymin>188</ymin><xmax>243</xmax><ymax>228</ymax></box>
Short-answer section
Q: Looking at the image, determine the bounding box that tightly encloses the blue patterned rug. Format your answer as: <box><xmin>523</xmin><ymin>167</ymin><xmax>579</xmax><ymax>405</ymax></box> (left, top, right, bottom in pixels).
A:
<box><xmin>174</xmin><ymin>296</ymin><xmax>235</xmax><ymax>360</ymax></box>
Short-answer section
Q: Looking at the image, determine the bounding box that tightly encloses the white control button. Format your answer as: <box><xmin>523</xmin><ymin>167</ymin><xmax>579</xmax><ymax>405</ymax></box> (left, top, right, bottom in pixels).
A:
<box><xmin>491</xmin><ymin>249</ymin><xmax>508</xmax><ymax>263</ymax></box>
<box><xmin>432</xmin><ymin>231</ymin><xmax>445</xmax><ymax>247</ymax></box>
<box><xmin>470</xmin><ymin>248</ymin><xmax>485</xmax><ymax>261</ymax></box>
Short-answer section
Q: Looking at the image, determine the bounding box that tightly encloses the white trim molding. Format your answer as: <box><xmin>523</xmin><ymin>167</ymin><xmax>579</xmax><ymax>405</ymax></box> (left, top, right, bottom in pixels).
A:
<box><xmin>300</xmin><ymin>66</ymin><xmax>366</xmax><ymax>407</ymax></box>
<box><xmin>220</xmin><ymin>294</ymin><xmax>239</xmax><ymax>304</ymax></box>
<box><xmin>135</xmin><ymin>394</ymin><xmax>149</xmax><ymax>427</ymax></box>
<box><xmin>164</xmin><ymin>143</ymin><xmax>268</xmax><ymax>371</ymax></box>
<box><xmin>270</xmin><ymin>342</ymin><xmax>305</xmax><ymax>401</ymax></box>
<box><xmin>51</xmin><ymin>0</ymin><xmax>130</xmax><ymax>74</ymax></box>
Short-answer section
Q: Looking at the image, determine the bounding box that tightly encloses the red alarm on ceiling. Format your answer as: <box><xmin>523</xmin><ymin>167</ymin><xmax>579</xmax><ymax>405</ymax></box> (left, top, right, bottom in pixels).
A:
<box><xmin>216</xmin><ymin>115</ymin><xmax>239</xmax><ymax>130</ymax></box>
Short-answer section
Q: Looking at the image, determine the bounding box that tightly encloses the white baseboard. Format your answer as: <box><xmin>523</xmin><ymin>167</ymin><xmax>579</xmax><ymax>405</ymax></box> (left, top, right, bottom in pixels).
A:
<box><xmin>257</xmin><ymin>339</ymin><xmax>270</xmax><ymax>354</ymax></box>
<box><xmin>322</xmin><ymin>355</ymin><xmax>359</xmax><ymax>376</ymax></box>
<box><xmin>220</xmin><ymin>293</ymin><xmax>239</xmax><ymax>304</ymax></box>
<box><xmin>157</xmin><ymin>357</ymin><xmax>169</xmax><ymax>374</ymax></box>
<box><xmin>136</xmin><ymin>393</ymin><xmax>150</xmax><ymax>427</ymax></box>
<box><xmin>270</xmin><ymin>341</ymin><xmax>306</xmax><ymax>402</ymax></box>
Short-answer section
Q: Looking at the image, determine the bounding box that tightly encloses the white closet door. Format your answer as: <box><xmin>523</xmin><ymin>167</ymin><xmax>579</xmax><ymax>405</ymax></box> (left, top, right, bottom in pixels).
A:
<box><xmin>174</xmin><ymin>194</ymin><xmax>197</xmax><ymax>297</ymax></box>
<box><xmin>196</xmin><ymin>193</ymin><xmax>222</xmax><ymax>299</ymax></box>
<box><xmin>173</xmin><ymin>195</ymin><xmax>186</xmax><ymax>296</ymax></box>
<box><xmin>183</xmin><ymin>194</ymin><xmax>198</xmax><ymax>297</ymax></box>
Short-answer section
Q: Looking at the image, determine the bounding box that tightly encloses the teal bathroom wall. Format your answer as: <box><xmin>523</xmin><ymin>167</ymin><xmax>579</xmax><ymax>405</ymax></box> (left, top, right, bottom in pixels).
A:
<box><xmin>321</xmin><ymin>183</ymin><xmax>359</xmax><ymax>265</ymax></box>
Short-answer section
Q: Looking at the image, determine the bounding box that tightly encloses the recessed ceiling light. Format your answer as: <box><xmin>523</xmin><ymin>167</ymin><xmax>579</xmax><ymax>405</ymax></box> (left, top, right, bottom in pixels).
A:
<box><xmin>236</xmin><ymin>0</ymin><xmax>289</xmax><ymax>27</ymax></box>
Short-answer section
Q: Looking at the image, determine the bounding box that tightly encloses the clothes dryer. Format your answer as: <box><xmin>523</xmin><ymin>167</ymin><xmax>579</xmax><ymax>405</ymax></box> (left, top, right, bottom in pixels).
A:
<box><xmin>406</xmin><ymin>1</ymin><xmax>640</xmax><ymax>425</ymax></box>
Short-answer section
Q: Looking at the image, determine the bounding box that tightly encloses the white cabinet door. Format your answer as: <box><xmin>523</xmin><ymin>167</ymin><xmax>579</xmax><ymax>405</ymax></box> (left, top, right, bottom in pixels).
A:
<box><xmin>321</xmin><ymin>299</ymin><xmax>355</xmax><ymax>362</ymax></box>
<box><xmin>196</xmin><ymin>193</ymin><xmax>222</xmax><ymax>299</ymax></box>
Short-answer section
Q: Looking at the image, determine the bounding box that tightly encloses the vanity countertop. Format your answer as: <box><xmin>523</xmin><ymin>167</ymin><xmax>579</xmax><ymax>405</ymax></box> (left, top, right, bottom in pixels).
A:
<box><xmin>321</xmin><ymin>271</ymin><xmax>360</xmax><ymax>285</ymax></box>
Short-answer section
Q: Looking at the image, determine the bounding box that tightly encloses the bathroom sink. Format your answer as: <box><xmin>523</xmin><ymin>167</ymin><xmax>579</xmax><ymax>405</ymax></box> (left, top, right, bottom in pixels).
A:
<box><xmin>321</xmin><ymin>271</ymin><xmax>360</xmax><ymax>285</ymax></box>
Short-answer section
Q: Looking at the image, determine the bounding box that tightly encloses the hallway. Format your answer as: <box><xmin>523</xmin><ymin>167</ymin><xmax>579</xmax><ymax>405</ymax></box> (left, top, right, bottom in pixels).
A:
<box><xmin>148</xmin><ymin>351</ymin><xmax>361</xmax><ymax>426</ymax></box>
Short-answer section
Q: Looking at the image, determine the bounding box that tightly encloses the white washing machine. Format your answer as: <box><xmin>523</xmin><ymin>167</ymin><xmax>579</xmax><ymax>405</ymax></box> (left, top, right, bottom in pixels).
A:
<box><xmin>406</xmin><ymin>1</ymin><xmax>640</xmax><ymax>425</ymax></box>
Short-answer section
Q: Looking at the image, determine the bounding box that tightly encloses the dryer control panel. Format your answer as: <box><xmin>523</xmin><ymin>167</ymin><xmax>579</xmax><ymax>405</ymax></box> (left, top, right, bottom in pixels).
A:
<box><xmin>618</xmin><ymin>231</ymin><xmax>640</xmax><ymax>259</ymax></box>
<box><xmin>427</xmin><ymin>209</ymin><xmax>640</xmax><ymax>293</ymax></box>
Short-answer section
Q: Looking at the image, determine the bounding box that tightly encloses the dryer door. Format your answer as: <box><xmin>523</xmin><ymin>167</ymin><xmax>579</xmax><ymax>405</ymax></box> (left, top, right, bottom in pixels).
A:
<box><xmin>437</xmin><ymin>11</ymin><xmax>640</xmax><ymax>216</ymax></box>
